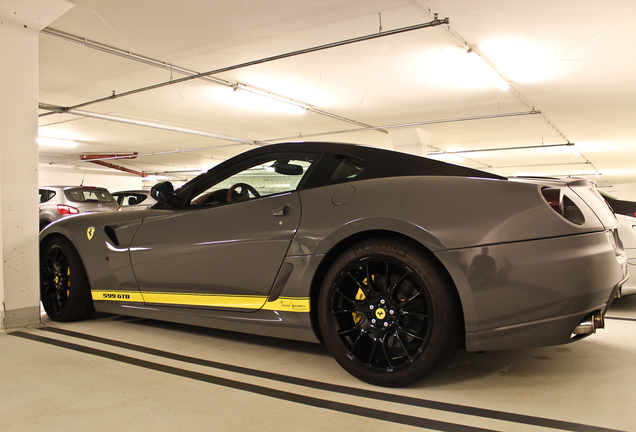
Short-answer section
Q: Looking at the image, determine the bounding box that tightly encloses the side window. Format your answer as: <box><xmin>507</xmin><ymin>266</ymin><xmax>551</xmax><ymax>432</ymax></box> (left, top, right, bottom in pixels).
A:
<box><xmin>39</xmin><ymin>189</ymin><xmax>55</xmax><ymax>203</ymax></box>
<box><xmin>330</xmin><ymin>155</ymin><xmax>367</xmax><ymax>181</ymax></box>
<box><xmin>121</xmin><ymin>194</ymin><xmax>146</xmax><ymax>206</ymax></box>
<box><xmin>189</xmin><ymin>154</ymin><xmax>317</xmax><ymax>208</ymax></box>
<box><xmin>302</xmin><ymin>154</ymin><xmax>367</xmax><ymax>189</ymax></box>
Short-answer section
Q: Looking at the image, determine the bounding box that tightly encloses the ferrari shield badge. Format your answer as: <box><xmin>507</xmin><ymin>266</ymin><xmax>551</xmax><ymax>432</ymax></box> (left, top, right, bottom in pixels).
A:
<box><xmin>87</xmin><ymin>226</ymin><xmax>95</xmax><ymax>241</ymax></box>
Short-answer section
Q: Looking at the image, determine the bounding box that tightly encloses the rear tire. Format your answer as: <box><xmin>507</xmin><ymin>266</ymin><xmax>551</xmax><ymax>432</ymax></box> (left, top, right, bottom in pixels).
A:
<box><xmin>40</xmin><ymin>237</ymin><xmax>94</xmax><ymax>322</ymax></box>
<box><xmin>318</xmin><ymin>238</ymin><xmax>461</xmax><ymax>387</ymax></box>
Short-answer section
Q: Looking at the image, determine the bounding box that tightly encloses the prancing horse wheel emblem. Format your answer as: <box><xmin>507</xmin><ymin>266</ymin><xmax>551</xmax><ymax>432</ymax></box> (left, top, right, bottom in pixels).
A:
<box><xmin>375</xmin><ymin>308</ymin><xmax>386</xmax><ymax>320</ymax></box>
<box><xmin>87</xmin><ymin>227</ymin><xmax>95</xmax><ymax>240</ymax></box>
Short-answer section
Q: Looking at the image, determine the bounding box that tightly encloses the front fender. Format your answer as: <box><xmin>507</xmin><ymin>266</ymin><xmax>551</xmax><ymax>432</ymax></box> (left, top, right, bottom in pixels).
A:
<box><xmin>39</xmin><ymin>210</ymin><xmax>150</xmax><ymax>293</ymax></box>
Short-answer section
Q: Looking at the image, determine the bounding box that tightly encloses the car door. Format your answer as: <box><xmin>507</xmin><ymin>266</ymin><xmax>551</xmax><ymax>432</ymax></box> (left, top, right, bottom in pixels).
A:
<box><xmin>129</xmin><ymin>154</ymin><xmax>315</xmax><ymax>312</ymax></box>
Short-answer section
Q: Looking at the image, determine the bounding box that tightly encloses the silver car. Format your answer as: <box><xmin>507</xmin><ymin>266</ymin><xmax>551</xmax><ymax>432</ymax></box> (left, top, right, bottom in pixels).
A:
<box><xmin>39</xmin><ymin>186</ymin><xmax>120</xmax><ymax>231</ymax></box>
<box><xmin>112</xmin><ymin>190</ymin><xmax>158</xmax><ymax>211</ymax></box>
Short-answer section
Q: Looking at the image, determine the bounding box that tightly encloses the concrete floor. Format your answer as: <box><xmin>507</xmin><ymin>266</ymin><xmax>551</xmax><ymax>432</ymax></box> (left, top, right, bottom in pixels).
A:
<box><xmin>1</xmin><ymin>294</ymin><xmax>635</xmax><ymax>432</ymax></box>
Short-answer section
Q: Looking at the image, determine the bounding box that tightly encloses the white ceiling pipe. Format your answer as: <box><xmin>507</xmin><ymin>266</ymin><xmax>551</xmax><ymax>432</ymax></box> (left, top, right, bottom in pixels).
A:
<box><xmin>40</xmin><ymin>18</ymin><xmax>448</xmax><ymax>113</ymax></box>
<box><xmin>39</xmin><ymin>103</ymin><xmax>256</xmax><ymax>145</ymax></box>
<box><xmin>40</xmin><ymin>27</ymin><xmax>387</xmax><ymax>133</ymax></box>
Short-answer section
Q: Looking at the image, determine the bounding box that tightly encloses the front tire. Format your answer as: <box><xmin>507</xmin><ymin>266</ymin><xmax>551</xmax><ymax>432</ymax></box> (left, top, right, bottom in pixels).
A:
<box><xmin>318</xmin><ymin>238</ymin><xmax>461</xmax><ymax>387</ymax></box>
<box><xmin>40</xmin><ymin>237</ymin><xmax>94</xmax><ymax>322</ymax></box>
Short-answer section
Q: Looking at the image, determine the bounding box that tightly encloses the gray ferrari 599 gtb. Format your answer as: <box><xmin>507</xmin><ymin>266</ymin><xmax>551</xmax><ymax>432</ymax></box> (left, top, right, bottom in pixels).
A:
<box><xmin>39</xmin><ymin>142</ymin><xmax>628</xmax><ymax>387</ymax></box>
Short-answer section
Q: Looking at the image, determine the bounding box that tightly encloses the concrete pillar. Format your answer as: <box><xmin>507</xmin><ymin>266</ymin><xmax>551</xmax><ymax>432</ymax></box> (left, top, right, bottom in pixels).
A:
<box><xmin>1</xmin><ymin>0</ymin><xmax>73</xmax><ymax>331</ymax></box>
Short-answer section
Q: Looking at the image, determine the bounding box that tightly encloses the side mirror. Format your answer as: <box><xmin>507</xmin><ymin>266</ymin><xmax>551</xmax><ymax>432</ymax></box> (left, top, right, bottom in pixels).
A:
<box><xmin>151</xmin><ymin>181</ymin><xmax>174</xmax><ymax>203</ymax></box>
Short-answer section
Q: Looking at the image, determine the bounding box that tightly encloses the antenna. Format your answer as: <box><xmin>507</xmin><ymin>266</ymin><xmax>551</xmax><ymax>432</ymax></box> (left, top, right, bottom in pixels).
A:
<box><xmin>80</xmin><ymin>169</ymin><xmax>87</xmax><ymax>186</ymax></box>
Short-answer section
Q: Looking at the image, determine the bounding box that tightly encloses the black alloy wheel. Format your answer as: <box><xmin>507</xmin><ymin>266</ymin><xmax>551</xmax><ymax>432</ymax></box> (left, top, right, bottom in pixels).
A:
<box><xmin>41</xmin><ymin>237</ymin><xmax>94</xmax><ymax>322</ymax></box>
<box><xmin>318</xmin><ymin>238</ymin><xmax>461</xmax><ymax>387</ymax></box>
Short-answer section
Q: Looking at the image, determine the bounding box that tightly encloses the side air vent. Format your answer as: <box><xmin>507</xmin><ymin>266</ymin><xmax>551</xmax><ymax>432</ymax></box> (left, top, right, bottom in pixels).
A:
<box><xmin>104</xmin><ymin>226</ymin><xmax>120</xmax><ymax>246</ymax></box>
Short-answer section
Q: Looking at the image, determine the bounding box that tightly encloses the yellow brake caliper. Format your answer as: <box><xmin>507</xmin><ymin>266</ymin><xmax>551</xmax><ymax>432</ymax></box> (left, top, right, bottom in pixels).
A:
<box><xmin>67</xmin><ymin>267</ymin><xmax>71</xmax><ymax>297</ymax></box>
<box><xmin>352</xmin><ymin>275</ymin><xmax>374</xmax><ymax>325</ymax></box>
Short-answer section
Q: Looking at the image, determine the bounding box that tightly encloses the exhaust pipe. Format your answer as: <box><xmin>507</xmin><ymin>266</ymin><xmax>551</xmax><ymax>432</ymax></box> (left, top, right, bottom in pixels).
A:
<box><xmin>573</xmin><ymin>312</ymin><xmax>605</xmax><ymax>335</ymax></box>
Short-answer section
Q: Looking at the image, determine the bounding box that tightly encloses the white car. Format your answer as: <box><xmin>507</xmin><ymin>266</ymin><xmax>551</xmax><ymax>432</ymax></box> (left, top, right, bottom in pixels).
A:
<box><xmin>112</xmin><ymin>190</ymin><xmax>158</xmax><ymax>211</ymax></box>
<box><xmin>616</xmin><ymin>213</ymin><xmax>636</xmax><ymax>294</ymax></box>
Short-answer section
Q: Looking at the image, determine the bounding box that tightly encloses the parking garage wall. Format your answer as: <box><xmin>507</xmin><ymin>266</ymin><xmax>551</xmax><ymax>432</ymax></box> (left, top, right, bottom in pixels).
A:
<box><xmin>38</xmin><ymin>164</ymin><xmax>142</xmax><ymax>194</ymax></box>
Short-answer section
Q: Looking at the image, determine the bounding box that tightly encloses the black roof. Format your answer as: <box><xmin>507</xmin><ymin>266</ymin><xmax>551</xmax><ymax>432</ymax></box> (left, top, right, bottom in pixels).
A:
<box><xmin>164</xmin><ymin>142</ymin><xmax>504</xmax><ymax>208</ymax></box>
<box><xmin>226</xmin><ymin>142</ymin><xmax>503</xmax><ymax>181</ymax></box>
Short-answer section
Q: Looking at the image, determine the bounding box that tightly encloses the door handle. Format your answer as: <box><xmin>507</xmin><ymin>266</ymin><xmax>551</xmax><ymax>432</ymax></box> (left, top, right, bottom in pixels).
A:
<box><xmin>272</xmin><ymin>204</ymin><xmax>290</xmax><ymax>217</ymax></box>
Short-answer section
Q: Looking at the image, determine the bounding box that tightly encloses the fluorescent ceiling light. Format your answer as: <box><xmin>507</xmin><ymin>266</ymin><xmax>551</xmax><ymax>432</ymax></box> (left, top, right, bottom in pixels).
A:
<box><xmin>575</xmin><ymin>142</ymin><xmax>611</xmax><ymax>152</ymax></box>
<box><xmin>234</xmin><ymin>84</ymin><xmax>311</xmax><ymax>110</ymax></box>
<box><xmin>143</xmin><ymin>175</ymin><xmax>170</xmax><ymax>182</ymax></box>
<box><xmin>431</xmin><ymin>48</ymin><xmax>509</xmax><ymax>91</ymax></box>
<box><xmin>480</xmin><ymin>39</ymin><xmax>555</xmax><ymax>83</ymax></box>
<box><xmin>514</xmin><ymin>170</ymin><xmax>601</xmax><ymax>177</ymax></box>
<box><xmin>466</xmin><ymin>51</ymin><xmax>510</xmax><ymax>91</ymax></box>
<box><xmin>223</xmin><ymin>84</ymin><xmax>308</xmax><ymax>115</ymax></box>
<box><xmin>444</xmin><ymin>143</ymin><xmax>583</xmax><ymax>159</ymax></box>
<box><xmin>36</xmin><ymin>137</ymin><xmax>79</xmax><ymax>147</ymax></box>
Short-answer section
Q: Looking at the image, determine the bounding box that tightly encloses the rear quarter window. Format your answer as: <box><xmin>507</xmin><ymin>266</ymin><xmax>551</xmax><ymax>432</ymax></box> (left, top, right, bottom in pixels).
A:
<box><xmin>302</xmin><ymin>154</ymin><xmax>367</xmax><ymax>189</ymax></box>
<box><xmin>39</xmin><ymin>189</ymin><xmax>56</xmax><ymax>203</ymax></box>
<box><xmin>122</xmin><ymin>194</ymin><xmax>147</xmax><ymax>206</ymax></box>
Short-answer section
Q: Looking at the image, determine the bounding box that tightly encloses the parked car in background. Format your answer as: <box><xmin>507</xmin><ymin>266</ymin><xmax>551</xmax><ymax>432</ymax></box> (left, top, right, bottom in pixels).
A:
<box><xmin>39</xmin><ymin>142</ymin><xmax>628</xmax><ymax>387</ymax></box>
<box><xmin>597</xmin><ymin>190</ymin><xmax>636</xmax><ymax>294</ymax></box>
<box><xmin>599</xmin><ymin>190</ymin><xmax>636</xmax><ymax>218</ymax></box>
<box><xmin>39</xmin><ymin>186</ymin><xmax>120</xmax><ymax>231</ymax></box>
<box><xmin>615</xmin><ymin>214</ymin><xmax>636</xmax><ymax>294</ymax></box>
<box><xmin>112</xmin><ymin>190</ymin><xmax>157</xmax><ymax>211</ymax></box>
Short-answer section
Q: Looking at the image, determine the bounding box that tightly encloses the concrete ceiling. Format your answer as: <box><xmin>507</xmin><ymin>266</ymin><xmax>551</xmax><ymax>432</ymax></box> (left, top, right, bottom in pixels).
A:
<box><xmin>37</xmin><ymin>0</ymin><xmax>636</xmax><ymax>189</ymax></box>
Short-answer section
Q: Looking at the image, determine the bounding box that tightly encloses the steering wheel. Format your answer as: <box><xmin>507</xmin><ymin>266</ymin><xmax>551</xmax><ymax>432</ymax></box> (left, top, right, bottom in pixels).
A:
<box><xmin>227</xmin><ymin>183</ymin><xmax>260</xmax><ymax>203</ymax></box>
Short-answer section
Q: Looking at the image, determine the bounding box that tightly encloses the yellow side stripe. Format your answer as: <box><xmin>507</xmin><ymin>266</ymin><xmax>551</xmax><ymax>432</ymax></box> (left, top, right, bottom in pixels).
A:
<box><xmin>92</xmin><ymin>290</ymin><xmax>310</xmax><ymax>312</ymax></box>
<box><xmin>142</xmin><ymin>291</ymin><xmax>266</xmax><ymax>309</ymax></box>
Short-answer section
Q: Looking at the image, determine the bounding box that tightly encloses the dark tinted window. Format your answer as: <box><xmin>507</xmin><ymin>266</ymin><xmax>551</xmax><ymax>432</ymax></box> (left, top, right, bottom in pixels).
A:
<box><xmin>39</xmin><ymin>189</ymin><xmax>56</xmax><ymax>203</ymax></box>
<box><xmin>303</xmin><ymin>154</ymin><xmax>367</xmax><ymax>189</ymax></box>
<box><xmin>330</xmin><ymin>155</ymin><xmax>367</xmax><ymax>180</ymax></box>
<box><xmin>121</xmin><ymin>194</ymin><xmax>147</xmax><ymax>206</ymax></box>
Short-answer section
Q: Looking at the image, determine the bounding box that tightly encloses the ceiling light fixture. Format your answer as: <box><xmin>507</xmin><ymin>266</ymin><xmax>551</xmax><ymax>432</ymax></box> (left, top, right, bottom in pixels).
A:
<box><xmin>466</xmin><ymin>48</ymin><xmax>509</xmax><ymax>91</ymax></box>
<box><xmin>449</xmin><ymin>142</ymin><xmax>580</xmax><ymax>155</ymax></box>
<box><xmin>39</xmin><ymin>103</ymin><xmax>256</xmax><ymax>145</ymax></box>
<box><xmin>36</xmin><ymin>136</ymin><xmax>79</xmax><ymax>147</ymax></box>
<box><xmin>231</xmin><ymin>84</ymin><xmax>310</xmax><ymax>114</ymax></box>
<box><xmin>514</xmin><ymin>170</ymin><xmax>601</xmax><ymax>178</ymax></box>
<box><xmin>232</xmin><ymin>84</ymin><xmax>311</xmax><ymax>109</ymax></box>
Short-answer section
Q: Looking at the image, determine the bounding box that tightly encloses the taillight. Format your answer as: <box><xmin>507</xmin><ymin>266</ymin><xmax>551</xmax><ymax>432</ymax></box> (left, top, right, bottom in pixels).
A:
<box><xmin>57</xmin><ymin>204</ymin><xmax>80</xmax><ymax>215</ymax></box>
<box><xmin>541</xmin><ymin>187</ymin><xmax>585</xmax><ymax>225</ymax></box>
<box><xmin>117</xmin><ymin>206</ymin><xmax>122</xmax><ymax>212</ymax></box>
<box><xmin>541</xmin><ymin>188</ymin><xmax>561</xmax><ymax>213</ymax></box>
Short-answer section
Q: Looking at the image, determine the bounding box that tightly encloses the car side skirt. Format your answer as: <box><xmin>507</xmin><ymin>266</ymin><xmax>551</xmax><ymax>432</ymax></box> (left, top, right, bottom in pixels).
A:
<box><xmin>92</xmin><ymin>300</ymin><xmax>319</xmax><ymax>343</ymax></box>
